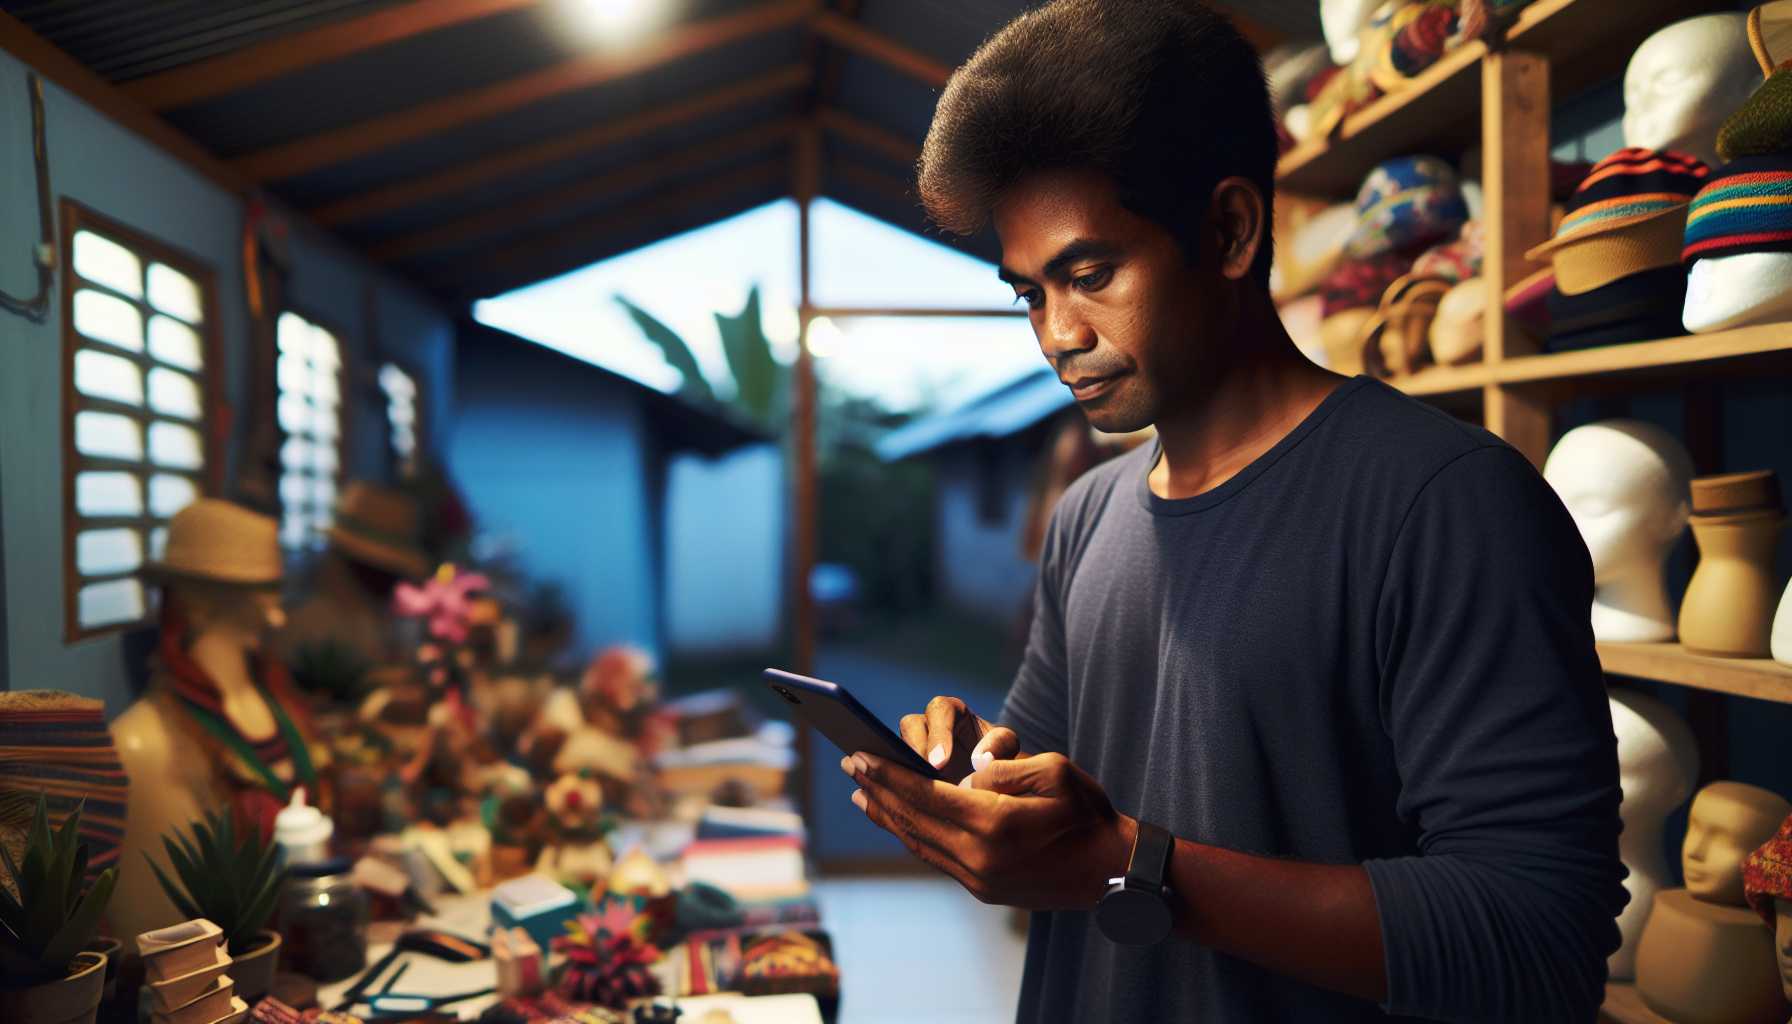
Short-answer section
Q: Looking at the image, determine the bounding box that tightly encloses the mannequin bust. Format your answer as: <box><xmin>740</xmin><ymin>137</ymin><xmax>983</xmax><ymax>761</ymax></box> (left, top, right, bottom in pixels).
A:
<box><xmin>1623</xmin><ymin>13</ymin><xmax>1760</xmax><ymax>167</ymax></box>
<box><xmin>1609</xmin><ymin>689</ymin><xmax>1701</xmax><ymax>980</ymax></box>
<box><xmin>1774</xmin><ymin>580</ymin><xmax>1792</xmax><ymax>667</ymax></box>
<box><xmin>1542</xmin><ymin>421</ymin><xmax>1694</xmax><ymax>642</ymax></box>
<box><xmin>1684</xmin><ymin>253</ymin><xmax>1792</xmax><ymax>333</ymax></box>
<box><xmin>112</xmin><ymin>501</ymin><xmax>299</xmax><ymax>946</ymax></box>
<box><xmin>1321</xmin><ymin>0</ymin><xmax>1380</xmax><ymax>65</ymax></box>
<box><xmin>1636</xmin><ymin>782</ymin><xmax>1792</xmax><ymax>1024</ymax></box>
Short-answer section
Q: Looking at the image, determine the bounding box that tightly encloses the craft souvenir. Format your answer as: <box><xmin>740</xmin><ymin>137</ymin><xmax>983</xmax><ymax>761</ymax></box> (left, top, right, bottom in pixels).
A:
<box><xmin>1426</xmin><ymin>276</ymin><xmax>1485</xmax><ymax>366</ymax></box>
<box><xmin>1358</xmin><ymin>274</ymin><xmax>1450</xmax><ymax>378</ymax></box>
<box><xmin>1741</xmin><ymin>812</ymin><xmax>1792</xmax><ymax>1004</ymax></box>
<box><xmin>1542</xmin><ymin>422</ymin><xmax>1694</xmax><ymax>642</ymax></box>
<box><xmin>535</xmin><ymin>772</ymin><xmax>615</xmax><ymax>891</ymax></box>
<box><xmin>1679</xmin><ymin>471</ymin><xmax>1785</xmax><ymax>658</ymax></box>
<box><xmin>1525</xmin><ymin>148</ymin><xmax>1709</xmax><ymax>296</ymax></box>
<box><xmin>1344</xmin><ymin>155</ymin><xmax>1469</xmax><ymax>260</ymax></box>
<box><xmin>0</xmin><ymin>690</ymin><xmax>128</xmax><ymax>878</ymax></box>
<box><xmin>281</xmin><ymin>483</ymin><xmax>431</xmax><ymax>668</ymax></box>
<box><xmin>112</xmin><ymin>500</ymin><xmax>322</xmax><ymax>946</ymax></box>
<box><xmin>1625</xmin><ymin>13</ymin><xmax>1760</xmax><ymax>168</ymax></box>
<box><xmin>1636</xmin><ymin>782</ymin><xmax>1792</xmax><ymax>1024</ymax></box>
<box><xmin>1609</xmin><ymin>689</ymin><xmax>1700</xmax><ymax>979</ymax></box>
<box><xmin>553</xmin><ymin>914</ymin><xmax>662</xmax><ymax>1009</ymax></box>
<box><xmin>1682</xmin><ymin>8</ymin><xmax>1792</xmax><ymax>334</ymax></box>
<box><xmin>1366</xmin><ymin>0</ymin><xmax>1504</xmax><ymax>96</ymax></box>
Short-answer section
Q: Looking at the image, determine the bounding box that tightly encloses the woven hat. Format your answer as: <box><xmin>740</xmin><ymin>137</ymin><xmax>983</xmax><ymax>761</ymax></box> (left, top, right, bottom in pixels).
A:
<box><xmin>1525</xmin><ymin>148</ymin><xmax>1711</xmax><ymax>294</ymax></box>
<box><xmin>1743</xmin><ymin>810</ymin><xmax>1792</xmax><ymax>925</ymax></box>
<box><xmin>328</xmin><ymin>482</ymin><xmax>431</xmax><ymax>580</ymax></box>
<box><xmin>1545</xmin><ymin>264</ymin><xmax>1688</xmax><ymax>351</ymax></box>
<box><xmin>1681</xmin><ymin>153</ymin><xmax>1792</xmax><ymax>263</ymax></box>
<box><xmin>1716</xmin><ymin>2</ymin><xmax>1792</xmax><ymax>160</ymax></box>
<box><xmin>1320</xmin><ymin>251</ymin><xmax>1416</xmax><ymax>317</ymax></box>
<box><xmin>1428</xmin><ymin>276</ymin><xmax>1486</xmax><ymax>367</ymax></box>
<box><xmin>1360</xmin><ymin>274</ymin><xmax>1451</xmax><ymax>378</ymax></box>
<box><xmin>1345</xmin><ymin>156</ymin><xmax>1469</xmax><ymax>260</ymax></box>
<box><xmin>142</xmin><ymin>498</ymin><xmax>282</xmax><ymax>588</ymax></box>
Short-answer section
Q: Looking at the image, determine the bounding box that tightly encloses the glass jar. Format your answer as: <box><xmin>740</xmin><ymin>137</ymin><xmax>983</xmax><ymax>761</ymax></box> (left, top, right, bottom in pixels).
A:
<box><xmin>277</xmin><ymin>857</ymin><xmax>369</xmax><ymax>982</ymax></box>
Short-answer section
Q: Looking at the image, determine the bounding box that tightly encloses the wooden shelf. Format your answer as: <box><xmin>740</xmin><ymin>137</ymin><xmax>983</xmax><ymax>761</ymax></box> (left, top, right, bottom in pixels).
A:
<box><xmin>1601</xmin><ymin>982</ymin><xmax>1669</xmax><ymax>1024</ymax></box>
<box><xmin>1598</xmin><ymin>642</ymin><xmax>1792</xmax><ymax>704</ymax></box>
<box><xmin>1381</xmin><ymin>324</ymin><xmax>1792</xmax><ymax>398</ymax></box>
<box><xmin>1276</xmin><ymin>0</ymin><xmax>1732</xmax><ymax>197</ymax></box>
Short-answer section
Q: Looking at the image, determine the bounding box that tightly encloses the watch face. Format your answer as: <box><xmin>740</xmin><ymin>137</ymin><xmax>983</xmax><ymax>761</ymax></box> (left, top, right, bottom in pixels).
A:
<box><xmin>1095</xmin><ymin>886</ymin><xmax>1173</xmax><ymax>946</ymax></box>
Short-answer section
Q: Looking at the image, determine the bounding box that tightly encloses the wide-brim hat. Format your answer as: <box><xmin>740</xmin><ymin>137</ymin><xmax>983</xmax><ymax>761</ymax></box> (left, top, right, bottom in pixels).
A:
<box><xmin>1428</xmin><ymin>276</ymin><xmax>1486</xmax><ymax>367</ymax></box>
<box><xmin>142</xmin><ymin>498</ymin><xmax>282</xmax><ymax>588</ymax></box>
<box><xmin>328</xmin><ymin>482</ymin><xmax>431</xmax><ymax>580</ymax></box>
<box><xmin>1525</xmin><ymin>148</ymin><xmax>1709</xmax><ymax>288</ymax></box>
<box><xmin>1681</xmin><ymin>153</ymin><xmax>1792</xmax><ymax>264</ymax></box>
<box><xmin>1742</xmin><ymin>811</ymin><xmax>1792</xmax><ymax>925</ymax></box>
<box><xmin>1544</xmin><ymin>264</ymin><xmax>1687</xmax><ymax>351</ymax></box>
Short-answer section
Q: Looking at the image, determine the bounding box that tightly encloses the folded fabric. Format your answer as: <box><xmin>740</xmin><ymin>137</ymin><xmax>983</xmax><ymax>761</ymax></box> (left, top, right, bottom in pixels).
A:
<box><xmin>1346</xmin><ymin>155</ymin><xmax>1469</xmax><ymax>259</ymax></box>
<box><xmin>1682</xmin><ymin>153</ymin><xmax>1792</xmax><ymax>263</ymax></box>
<box><xmin>0</xmin><ymin>690</ymin><xmax>128</xmax><ymax>877</ymax></box>
<box><xmin>1545</xmin><ymin>264</ymin><xmax>1687</xmax><ymax>351</ymax></box>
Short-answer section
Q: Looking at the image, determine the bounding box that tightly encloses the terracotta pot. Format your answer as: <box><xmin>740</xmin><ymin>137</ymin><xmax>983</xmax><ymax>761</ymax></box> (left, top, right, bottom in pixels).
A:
<box><xmin>84</xmin><ymin>937</ymin><xmax>122</xmax><ymax>1002</ymax></box>
<box><xmin>0</xmin><ymin>950</ymin><xmax>107</xmax><ymax>1024</ymax></box>
<box><xmin>228</xmin><ymin>929</ymin><xmax>282</xmax><ymax>1001</ymax></box>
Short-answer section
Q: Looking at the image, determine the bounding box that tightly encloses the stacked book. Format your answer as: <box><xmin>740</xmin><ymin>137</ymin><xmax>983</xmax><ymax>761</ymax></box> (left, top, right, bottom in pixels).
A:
<box><xmin>138</xmin><ymin>919</ymin><xmax>248</xmax><ymax>1024</ymax></box>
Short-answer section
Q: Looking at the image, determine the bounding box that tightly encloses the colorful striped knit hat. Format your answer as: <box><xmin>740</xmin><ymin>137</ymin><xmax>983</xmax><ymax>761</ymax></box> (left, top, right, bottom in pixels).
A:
<box><xmin>1742</xmin><ymin>810</ymin><xmax>1792</xmax><ymax>926</ymax></box>
<box><xmin>1681</xmin><ymin>153</ymin><xmax>1792</xmax><ymax>263</ymax></box>
<box><xmin>1525</xmin><ymin>148</ymin><xmax>1710</xmax><ymax>294</ymax></box>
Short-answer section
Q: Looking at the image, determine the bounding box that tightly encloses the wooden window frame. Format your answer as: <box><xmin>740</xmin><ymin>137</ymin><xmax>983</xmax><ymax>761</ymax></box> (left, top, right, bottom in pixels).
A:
<box><xmin>60</xmin><ymin>198</ymin><xmax>223</xmax><ymax>643</ymax></box>
<box><xmin>377</xmin><ymin>357</ymin><xmax>425</xmax><ymax>479</ymax></box>
<box><xmin>274</xmin><ymin>306</ymin><xmax>352</xmax><ymax>555</ymax></box>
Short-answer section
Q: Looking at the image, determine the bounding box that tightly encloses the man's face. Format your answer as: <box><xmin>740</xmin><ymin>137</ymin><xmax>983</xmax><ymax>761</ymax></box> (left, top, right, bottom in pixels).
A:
<box><xmin>993</xmin><ymin>168</ymin><xmax>1222</xmax><ymax>434</ymax></box>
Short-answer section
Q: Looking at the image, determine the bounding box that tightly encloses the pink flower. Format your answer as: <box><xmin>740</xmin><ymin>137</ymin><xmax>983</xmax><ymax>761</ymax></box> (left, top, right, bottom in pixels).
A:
<box><xmin>393</xmin><ymin>564</ymin><xmax>490</xmax><ymax>643</ymax></box>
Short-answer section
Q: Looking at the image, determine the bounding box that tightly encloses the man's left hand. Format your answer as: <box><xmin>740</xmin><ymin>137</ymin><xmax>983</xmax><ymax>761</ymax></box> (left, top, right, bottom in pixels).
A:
<box><xmin>843</xmin><ymin>750</ymin><xmax>1134</xmax><ymax>910</ymax></box>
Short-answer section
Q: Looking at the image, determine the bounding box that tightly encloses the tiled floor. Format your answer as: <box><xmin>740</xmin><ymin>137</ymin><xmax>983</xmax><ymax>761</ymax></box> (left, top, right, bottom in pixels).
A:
<box><xmin>814</xmin><ymin>875</ymin><xmax>1030</xmax><ymax>1024</ymax></box>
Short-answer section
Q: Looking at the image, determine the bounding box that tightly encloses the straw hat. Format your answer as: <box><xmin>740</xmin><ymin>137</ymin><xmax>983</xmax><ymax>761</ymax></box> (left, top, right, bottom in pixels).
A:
<box><xmin>1524</xmin><ymin>148</ymin><xmax>1710</xmax><ymax>295</ymax></box>
<box><xmin>142</xmin><ymin>498</ymin><xmax>282</xmax><ymax>588</ymax></box>
<box><xmin>1428</xmin><ymin>276</ymin><xmax>1486</xmax><ymax>367</ymax></box>
<box><xmin>328</xmin><ymin>482</ymin><xmax>431</xmax><ymax>580</ymax></box>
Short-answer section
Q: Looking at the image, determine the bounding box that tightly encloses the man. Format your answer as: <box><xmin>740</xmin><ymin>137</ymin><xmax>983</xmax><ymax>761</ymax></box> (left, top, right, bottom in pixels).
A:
<box><xmin>839</xmin><ymin>2</ymin><xmax>1628</xmax><ymax>1020</ymax></box>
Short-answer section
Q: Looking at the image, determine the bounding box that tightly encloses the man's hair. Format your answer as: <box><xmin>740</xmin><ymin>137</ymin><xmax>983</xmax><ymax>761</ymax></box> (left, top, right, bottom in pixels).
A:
<box><xmin>918</xmin><ymin>0</ymin><xmax>1278</xmax><ymax>287</ymax></box>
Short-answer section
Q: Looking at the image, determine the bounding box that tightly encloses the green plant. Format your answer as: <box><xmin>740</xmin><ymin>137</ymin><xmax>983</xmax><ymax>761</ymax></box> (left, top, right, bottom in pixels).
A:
<box><xmin>0</xmin><ymin>795</ymin><xmax>117</xmax><ymax>987</ymax></box>
<box><xmin>146</xmin><ymin>809</ymin><xmax>284</xmax><ymax>954</ymax></box>
<box><xmin>616</xmin><ymin>285</ymin><xmax>789</xmax><ymax>430</ymax></box>
<box><xmin>290</xmin><ymin>638</ymin><xmax>373</xmax><ymax>703</ymax></box>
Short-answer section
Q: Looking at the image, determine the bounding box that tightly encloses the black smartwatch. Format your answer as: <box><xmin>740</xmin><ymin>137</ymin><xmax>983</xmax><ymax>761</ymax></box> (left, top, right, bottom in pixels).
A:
<box><xmin>1094</xmin><ymin>820</ymin><xmax>1175</xmax><ymax>945</ymax></box>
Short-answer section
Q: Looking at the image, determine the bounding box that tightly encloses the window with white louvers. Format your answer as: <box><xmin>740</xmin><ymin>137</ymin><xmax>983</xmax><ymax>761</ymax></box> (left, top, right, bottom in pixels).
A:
<box><xmin>61</xmin><ymin>201</ymin><xmax>217</xmax><ymax>640</ymax></box>
<box><xmin>276</xmin><ymin>311</ymin><xmax>345</xmax><ymax>554</ymax></box>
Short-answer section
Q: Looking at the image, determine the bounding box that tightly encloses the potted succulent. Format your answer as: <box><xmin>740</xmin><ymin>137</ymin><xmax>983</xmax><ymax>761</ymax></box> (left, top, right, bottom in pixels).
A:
<box><xmin>0</xmin><ymin>796</ymin><xmax>117</xmax><ymax>1024</ymax></box>
<box><xmin>146</xmin><ymin>809</ymin><xmax>285</xmax><ymax>1000</ymax></box>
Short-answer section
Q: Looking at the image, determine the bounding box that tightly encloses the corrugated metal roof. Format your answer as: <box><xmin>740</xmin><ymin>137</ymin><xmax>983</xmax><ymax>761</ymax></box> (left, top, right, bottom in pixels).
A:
<box><xmin>877</xmin><ymin>366</ymin><xmax>1072</xmax><ymax>460</ymax></box>
<box><xmin>6</xmin><ymin>0</ymin><xmax>1311</xmax><ymax>303</ymax></box>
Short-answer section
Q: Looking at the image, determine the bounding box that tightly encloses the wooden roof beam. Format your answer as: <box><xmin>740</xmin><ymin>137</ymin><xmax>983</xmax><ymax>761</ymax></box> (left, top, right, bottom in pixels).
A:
<box><xmin>234</xmin><ymin>0</ymin><xmax>817</xmax><ymax>182</ymax></box>
<box><xmin>309</xmin><ymin>63</ymin><xmax>809</xmax><ymax>227</ymax></box>
<box><xmin>431</xmin><ymin>160</ymin><xmax>788</xmax><ymax>295</ymax></box>
<box><xmin>817</xmin><ymin>107</ymin><xmax>918</xmax><ymax>165</ymax></box>
<box><xmin>809</xmin><ymin>10</ymin><xmax>950</xmax><ymax>89</ymax></box>
<box><xmin>121</xmin><ymin>0</ymin><xmax>539</xmax><ymax>111</ymax></box>
<box><xmin>370</xmin><ymin>118</ymin><xmax>800</xmax><ymax>263</ymax></box>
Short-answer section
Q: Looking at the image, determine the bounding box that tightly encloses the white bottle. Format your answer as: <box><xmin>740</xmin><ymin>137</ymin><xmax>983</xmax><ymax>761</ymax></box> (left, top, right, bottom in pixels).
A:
<box><xmin>273</xmin><ymin>787</ymin><xmax>334</xmax><ymax>866</ymax></box>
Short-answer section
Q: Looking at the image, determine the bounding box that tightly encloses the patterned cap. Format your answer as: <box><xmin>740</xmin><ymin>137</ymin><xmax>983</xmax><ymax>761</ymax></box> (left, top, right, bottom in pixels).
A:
<box><xmin>1681</xmin><ymin>153</ymin><xmax>1792</xmax><ymax>263</ymax></box>
<box><xmin>1320</xmin><ymin>251</ymin><xmax>1415</xmax><ymax>317</ymax></box>
<box><xmin>1345</xmin><ymin>156</ymin><xmax>1469</xmax><ymax>260</ymax></box>
<box><xmin>1528</xmin><ymin>148</ymin><xmax>1710</xmax><ymax>255</ymax></box>
<box><xmin>1742</xmin><ymin>811</ymin><xmax>1792</xmax><ymax>926</ymax></box>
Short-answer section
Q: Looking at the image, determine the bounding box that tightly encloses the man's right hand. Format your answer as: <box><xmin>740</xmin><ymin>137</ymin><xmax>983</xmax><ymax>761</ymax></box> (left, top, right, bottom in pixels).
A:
<box><xmin>898</xmin><ymin>695</ymin><xmax>1021</xmax><ymax>782</ymax></box>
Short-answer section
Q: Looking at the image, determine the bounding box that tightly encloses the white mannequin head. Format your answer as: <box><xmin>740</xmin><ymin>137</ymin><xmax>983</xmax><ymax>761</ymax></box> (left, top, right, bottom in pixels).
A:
<box><xmin>1623</xmin><ymin>13</ymin><xmax>1759</xmax><ymax>166</ymax></box>
<box><xmin>1608</xmin><ymin>687</ymin><xmax>1700</xmax><ymax>979</ymax></box>
<box><xmin>1321</xmin><ymin>0</ymin><xmax>1380</xmax><ymax>65</ymax></box>
<box><xmin>1543</xmin><ymin>421</ymin><xmax>1694</xmax><ymax>642</ymax></box>
<box><xmin>1684</xmin><ymin>253</ymin><xmax>1792</xmax><ymax>333</ymax></box>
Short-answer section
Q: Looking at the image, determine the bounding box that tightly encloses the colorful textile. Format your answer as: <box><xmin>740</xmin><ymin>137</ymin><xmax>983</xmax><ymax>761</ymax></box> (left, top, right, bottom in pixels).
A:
<box><xmin>1411</xmin><ymin>220</ymin><xmax>1485</xmax><ymax>283</ymax></box>
<box><xmin>1681</xmin><ymin>154</ymin><xmax>1792</xmax><ymax>263</ymax></box>
<box><xmin>1320</xmin><ymin>251</ymin><xmax>1415</xmax><ymax>317</ymax></box>
<box><xmin>1546</xmin><ymin>148</ymin><xmax>1709</xmax><ymax>245</ymax></box>
<box><xmin>1718</xmin><ymin>61</ymin><xmax>1792</xmax><ymax>161</ymax></box>
<box><xmin>1742</xmin><ymin>811</ymin><xmax>1792</xmax><ymax>926</ymax></box>
<box><xmin>0</xmin><ymin>691</ymin><xmax>127</xmax><ymax>878</ymax></box>
<box><xmin>1346</xmin><ymin>155</ymin><xmax>1469</xmax><ymax>259</ymax></box>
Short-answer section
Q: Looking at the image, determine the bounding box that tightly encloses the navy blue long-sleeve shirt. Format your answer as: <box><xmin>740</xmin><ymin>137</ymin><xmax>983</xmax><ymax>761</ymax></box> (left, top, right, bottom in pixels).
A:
<box><xmin>1001</xmin><ymin>376</ymin><xmax>1627</xmax><ymax>1022</ymax></box>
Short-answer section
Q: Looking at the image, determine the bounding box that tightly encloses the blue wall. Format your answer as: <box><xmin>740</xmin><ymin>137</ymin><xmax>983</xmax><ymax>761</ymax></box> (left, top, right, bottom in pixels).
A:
<box><xmin>664</xmin><ymin>443</ymin><xmax>784</xmax><ymax>656</ymax></box>
<box><xmin>450</xmin><ymin>332</ymin><xmax>662</xmax><ymax>660</ymax></box>
<box><xmin>0</xmin><ymin>52</ymin><xmax>454</xmax><ymax>710</ymax></box>
<box><xmin>933</xmin><ymin>443</ymin><xmax>1040</xmax><ymax>626</ymax></box>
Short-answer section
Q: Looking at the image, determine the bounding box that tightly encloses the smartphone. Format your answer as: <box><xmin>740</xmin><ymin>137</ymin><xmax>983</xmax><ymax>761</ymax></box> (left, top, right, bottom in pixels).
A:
<box><xmin>763</xmin><ymin>668</ymin><xmax>944</xmax><ymax>781</ymax></box>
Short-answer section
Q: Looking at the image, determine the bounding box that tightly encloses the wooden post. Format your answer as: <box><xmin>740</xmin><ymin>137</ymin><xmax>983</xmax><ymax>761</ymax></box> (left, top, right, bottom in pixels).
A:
<box><xmin>791</xmin><ymin>123</ymin><xmax>821</xmax><ymax>822</ymax></box>
<box><xmin>1480</xmin><ymin>49</ymin><xmax>1553</xmax><ymax>466</ymax></box>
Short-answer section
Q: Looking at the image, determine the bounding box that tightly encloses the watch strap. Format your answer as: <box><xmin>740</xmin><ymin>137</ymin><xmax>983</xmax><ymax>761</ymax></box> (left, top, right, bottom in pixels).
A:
<box><xmin>1125</xmin><ymin>820</ymin><xmax>1173</xmax><ymax>893</ymax></box>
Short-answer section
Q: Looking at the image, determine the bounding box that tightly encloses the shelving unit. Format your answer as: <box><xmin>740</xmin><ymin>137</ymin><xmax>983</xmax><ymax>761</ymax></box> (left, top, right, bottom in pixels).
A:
<box><xmin>1275</xmin><ymin>8</ymin><xmax>1791</xmax><ymax>1018</ymax></box>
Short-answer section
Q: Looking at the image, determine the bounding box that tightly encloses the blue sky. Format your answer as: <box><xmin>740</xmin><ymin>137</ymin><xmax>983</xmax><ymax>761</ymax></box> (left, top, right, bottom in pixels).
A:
<box><xmin>472</xmin><ymin>199</ymin><xmax>1046</xmax><ymax>413</ymax></box>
